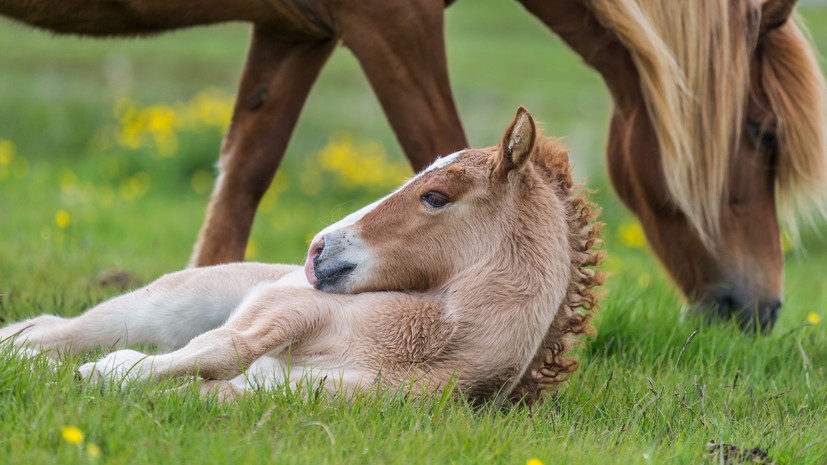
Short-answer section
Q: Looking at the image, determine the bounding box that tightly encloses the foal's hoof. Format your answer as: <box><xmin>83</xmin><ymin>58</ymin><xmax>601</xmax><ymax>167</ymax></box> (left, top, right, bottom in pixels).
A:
<box><xmin>77</xmin><ymin>362</ymin><xmax>103</xmax><ymax>382</ymax></box>
<box><xmin>76</xmin><ymin>349</ymin><xmax>151</xmax><ymax>389</ymax></box>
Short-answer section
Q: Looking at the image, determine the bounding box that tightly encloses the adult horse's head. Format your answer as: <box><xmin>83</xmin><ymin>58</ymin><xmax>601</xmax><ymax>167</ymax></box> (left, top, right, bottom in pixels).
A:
<box><xmin>304</xmin><ymin>107</ymin><xmax>593</xmax><ymax>301</ymax></box>
<box><xmin>588</xmin><ymin>0</ymin><xmax>826</xmax><ymax>331</ymax></box>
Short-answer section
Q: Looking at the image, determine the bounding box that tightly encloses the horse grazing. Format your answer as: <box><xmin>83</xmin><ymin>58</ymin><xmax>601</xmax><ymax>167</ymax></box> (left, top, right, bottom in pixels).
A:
<box><xmin>0</xmin><ymin>108</ymin><xmax>603</xmax><ymax>405</ymax></box>
<box><xmin>527</xmin><ymin>0</ymin><xmax>826</xmax><ymax>331</ymax></box>
<box><xmin>2</xmin><ymin>0</ymin><xmax>824</xmax><ymax>330</ymax></box>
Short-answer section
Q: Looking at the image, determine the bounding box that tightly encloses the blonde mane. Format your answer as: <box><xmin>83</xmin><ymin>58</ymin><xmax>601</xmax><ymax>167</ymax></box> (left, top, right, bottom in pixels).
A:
<box><xmin>585</xmin><ymin>0</ymin><xmax>827</xmax><ymax>242</ymax></box>
<box><xmin>762</xmin><ymin>15</ymin><xmax>827</xmax><ymax>226</ymax></box>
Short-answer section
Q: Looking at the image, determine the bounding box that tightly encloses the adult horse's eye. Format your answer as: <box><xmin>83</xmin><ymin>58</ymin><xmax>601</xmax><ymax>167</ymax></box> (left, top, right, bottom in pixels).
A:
<box><xmin>744</xmin><ymin>120</ymin><xmax>777</xmax><ymax>152</ymax></box>
<box><xmin>421</xmin><ymin>192</ymin><xmax>450</xmax><ymax>208</ymax></box>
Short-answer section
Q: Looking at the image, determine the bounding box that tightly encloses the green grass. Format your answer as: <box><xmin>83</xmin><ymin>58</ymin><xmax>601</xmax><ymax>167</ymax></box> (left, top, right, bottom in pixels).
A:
<box><xmin>1</xmin><ymin>1</ymin><xmax>827</xmax><ymax>463</ymax></box>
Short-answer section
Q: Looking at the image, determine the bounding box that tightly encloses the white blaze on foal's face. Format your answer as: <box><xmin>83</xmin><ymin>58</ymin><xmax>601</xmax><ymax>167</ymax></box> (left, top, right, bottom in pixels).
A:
<box><xmin>304</xmin><ymin>107</ymin><xmax>538</xmax><ymax>294</ymax></box>
<box><xmin>302</xmin><ymin>149</ymin><xmax>473</xmax><ymax>294</ymax></box>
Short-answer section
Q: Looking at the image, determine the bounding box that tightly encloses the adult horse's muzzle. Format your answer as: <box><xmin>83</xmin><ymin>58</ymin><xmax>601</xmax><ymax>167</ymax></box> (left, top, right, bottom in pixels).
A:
<box><xmin>696</xmin><ymin>284</ymin><xmax>783</xmax><ymax>333</ymax></box>
<box><xmin>305</xmin><ymin>234</ymin><xmax>358</xmax><ymax>293</ymax></box>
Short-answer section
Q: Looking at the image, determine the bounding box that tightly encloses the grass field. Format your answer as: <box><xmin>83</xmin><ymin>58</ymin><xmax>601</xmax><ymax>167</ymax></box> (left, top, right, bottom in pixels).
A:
<box><xmin>1</xmin><ymin>1</ymin><xmax>827</xmax><ymax>463</ymax></box>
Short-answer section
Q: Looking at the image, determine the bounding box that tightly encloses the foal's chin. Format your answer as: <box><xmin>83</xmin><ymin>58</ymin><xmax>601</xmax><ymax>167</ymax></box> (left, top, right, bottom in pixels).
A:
<box><xmin>312</xmin><ymin>263</ymin><xmax>358</xmax><ymax>294</ymax></box>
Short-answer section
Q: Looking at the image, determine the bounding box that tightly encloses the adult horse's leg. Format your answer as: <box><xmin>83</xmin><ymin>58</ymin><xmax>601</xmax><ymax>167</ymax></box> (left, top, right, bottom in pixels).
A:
<box><xmin>341</xmin><ymin>0</ymin><xmax>468</xmax><ymax>171</ymax></box>
<box><xmin>196</xmin><ymin>0</ymin><xmax>467</xmax><ymax>265</ymax></box>
<box><xmin>190</xmin><ymin>28</ymin><xmax>336</xmax><ymax>266</ymax></box>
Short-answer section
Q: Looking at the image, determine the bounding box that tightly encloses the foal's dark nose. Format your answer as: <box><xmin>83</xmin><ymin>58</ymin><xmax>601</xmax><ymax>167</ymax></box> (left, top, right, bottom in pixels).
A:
<box><xmin>707</xmin><ymin>290</ymin><xmax>782</xmax><ymax>333</ymax></box>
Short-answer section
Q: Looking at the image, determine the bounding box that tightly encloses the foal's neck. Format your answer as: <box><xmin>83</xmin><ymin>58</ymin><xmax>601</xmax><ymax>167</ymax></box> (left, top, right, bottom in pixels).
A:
<box><xmin>444</xmin><ymin>216</ymin><xmax>571</xmax><ymax>360</ymax></box>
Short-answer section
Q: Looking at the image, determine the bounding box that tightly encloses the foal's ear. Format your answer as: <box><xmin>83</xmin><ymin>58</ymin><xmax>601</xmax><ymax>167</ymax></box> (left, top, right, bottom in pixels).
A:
<box><xmin>495</xmin><ymin>107</ymin><xmax>536</xmax><ymax>179</ymax></box>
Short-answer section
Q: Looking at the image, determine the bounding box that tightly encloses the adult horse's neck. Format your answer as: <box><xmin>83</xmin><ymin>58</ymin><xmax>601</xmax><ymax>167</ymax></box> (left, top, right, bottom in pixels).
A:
<box><xmin>517</xmin><ymin>0</ymin><xmax>671</xmax><ymax>272</ymax></box>
<box><xmin>517</xmin><ymin>0</ymin><xmax>644</xmax><ymax>116</ymax></box>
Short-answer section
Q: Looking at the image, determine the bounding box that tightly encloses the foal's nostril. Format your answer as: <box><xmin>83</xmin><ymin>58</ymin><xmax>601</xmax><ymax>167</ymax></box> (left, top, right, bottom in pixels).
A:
<box><xmin>309</xmin><ymin>237</ymin><xmax>325</xmax><ymax>263</ymax></box>
<box><xmin>304</xmin><ymin>237</ymin><xmax>326</xmax><ymax>286</ymax></box>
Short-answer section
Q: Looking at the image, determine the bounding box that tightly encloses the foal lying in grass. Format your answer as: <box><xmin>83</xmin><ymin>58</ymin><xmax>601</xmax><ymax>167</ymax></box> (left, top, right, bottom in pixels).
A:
<box><xmin>0</xmin><ymin>108</ymin><xmax>603</xmax><ymax>405</ymax></box>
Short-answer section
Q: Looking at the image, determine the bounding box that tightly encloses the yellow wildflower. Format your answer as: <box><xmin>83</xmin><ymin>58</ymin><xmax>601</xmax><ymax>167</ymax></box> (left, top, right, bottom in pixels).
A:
<box><xmin>86</xmin><ymin>443</ymin><xmax>102</xmax><ymax>458</ymax></box>
<box><xmin>246</xmin><ymin>239</ymin><xmax>259</xmax><ymax>260</ymax></box>
<box><xmin>527</xmin><ymin>459</ymin><xmax>544</xmax><ymax>465</ymax></box>
<box><xmin>55</xmin><ymin>210</ymin><xmax>70</xmax><ymax>229</ymax></box>
<box><xmin>145</xmin><ymin>104</ymin><xmax>177</xmax><ymax>135</ymax></box>
<box><xmin>780</xmin><ymin>230</ymin><xmax>794</xmax><ymax>254</ymax></box>
<box><xmin>619</xmin><ymin>220</ymin><xmax>646</xmax><ymax>249</ymax></box>
<box><xmin>318</xmin><ymin>133</ymin><xmax>410</xmax><ymax>190</ymax></box>
<box><xmin>0</xmin><ymin>139</ymin><xmax>15</xmax><ymax>165</ymax></box>
<box><xmin>188</xmin><ymin>89</ymin><xmax>233</xmax><ymax>129</ymax></box>
<box><xmin>61</xmin><ymin>426</ymin><xmax>84</xmax><ymax>445</ymax></box>
<box><xmin>115</xmin><ymin>99</ymin><xmax>145</xmax><ymax>150</ymax></box>
<box><xmin>637</xmin><ymin>272</ymin><xmax>651</xmax><ymax>289</ymax></box>
<box><xmin>807</xmin><ymin>312</ymin><xmax>820</xmax><ymax>325</ymax></box>
<box><xmin>153</xmin><ymin>132</ymin><xmax>179</xmax><ymax>158</ymax></box>
<box><xmin>119</xmin><ymin>173</ymin><xmax>152</xmax><ymax>201</ymax></box>
<box><xmin>259</xmin><ymin>174</ymin><xmax>288</xmax><ymax>213</ymax></box>
<box><xmin>59</xmin><ymin>169</ymin><xmax>78</xmax><ymax>195</ymax></box>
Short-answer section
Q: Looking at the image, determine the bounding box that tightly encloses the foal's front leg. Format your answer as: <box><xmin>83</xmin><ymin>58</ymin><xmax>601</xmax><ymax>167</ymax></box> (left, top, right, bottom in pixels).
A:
<box><xmin>77</xmin><ymin>285</ymin><xmax>333</xmax><ymax>388</ymax></box>
<box><xmin>0</xmin><ymin>263</ymin><xmax>300</xmax><ymax>356</ymax></box>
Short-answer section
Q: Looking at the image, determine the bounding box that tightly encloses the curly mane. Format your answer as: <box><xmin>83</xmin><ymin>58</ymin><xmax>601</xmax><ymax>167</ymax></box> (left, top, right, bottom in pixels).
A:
<box><xmin>509</xmin><ymin>139</ymin><xmax>605</xmax><ymax>406</ymax></box>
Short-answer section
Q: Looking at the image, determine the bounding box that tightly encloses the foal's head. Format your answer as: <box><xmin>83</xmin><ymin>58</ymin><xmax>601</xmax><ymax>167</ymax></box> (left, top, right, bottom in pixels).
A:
<box><xmin>304</xmin><ymin>107</ymin><xmax>575</xmax><ymax>296</ymax></box>
<box><xmin>604</xmin><ymin>0</ymin><xmax>825</xmax><ymax>331</ymax></box>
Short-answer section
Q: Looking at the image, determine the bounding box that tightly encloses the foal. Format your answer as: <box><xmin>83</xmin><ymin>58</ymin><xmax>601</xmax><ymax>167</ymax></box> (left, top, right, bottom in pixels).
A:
<box><xmin>0</xmin><ymin>108</ymin><xmax>602</xmax><ymax>405</ymax></box>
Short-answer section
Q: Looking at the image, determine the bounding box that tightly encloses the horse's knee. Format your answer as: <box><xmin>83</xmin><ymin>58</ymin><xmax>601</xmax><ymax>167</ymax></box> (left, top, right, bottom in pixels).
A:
<box><xmin>215</xmin><ymin>150</ymin><xmax>274</xmax><ymax>204</ymax></box>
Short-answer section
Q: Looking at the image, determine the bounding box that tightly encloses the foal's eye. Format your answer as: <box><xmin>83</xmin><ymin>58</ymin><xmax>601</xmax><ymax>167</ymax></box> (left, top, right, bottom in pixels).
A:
<box><xmin>421</xmin><ymin>192</ymin><xmax>450</xmax><ymax>208</ymax></box>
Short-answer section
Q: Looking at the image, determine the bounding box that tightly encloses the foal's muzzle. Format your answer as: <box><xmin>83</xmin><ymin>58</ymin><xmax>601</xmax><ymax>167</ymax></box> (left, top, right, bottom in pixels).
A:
<box><xmin>305</xmin><ymin>234</ymin><xmax>357</xmax><ymax>293</ymax></box>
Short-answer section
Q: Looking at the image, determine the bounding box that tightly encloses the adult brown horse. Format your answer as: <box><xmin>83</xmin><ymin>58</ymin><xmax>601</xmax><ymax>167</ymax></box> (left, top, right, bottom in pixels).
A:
<box><xmin>1</xmin><ymin>0</ymin><xmax>825</xmax><ymax>331</ymax></box>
